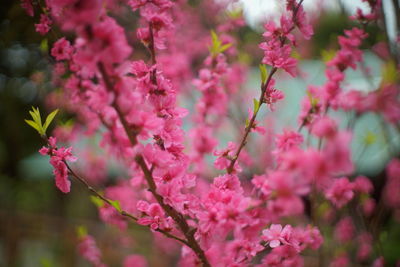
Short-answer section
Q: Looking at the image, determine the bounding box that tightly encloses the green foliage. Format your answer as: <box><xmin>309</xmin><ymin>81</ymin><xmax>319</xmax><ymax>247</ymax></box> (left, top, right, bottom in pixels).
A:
<box><xmin>76</xmin><ymin>225</ymin><xmax>88</xmax><ymax>238</ymax></box>
<box><xmin>40</xmin><ymin>39</ymin><xmax>48</xmax><ymax>53</ymax></box>
<box><xmin>90</xmin><ymin>195</ymin><xmax>104</xmax><ymax>208</ymax></box>
<box><xmin>381</xmin><ymin>60</ymin><xmax>398</xmax><ymax>84</ymax></box>
<box><xmin>259</xmin><ymin>64</ymin><xmax>268</xmax><ymax>85</ymax></box>
<box><xmin>253</xmin><ymin>98</ymin><xmax>260</xmax><ymax>114</ymax></box>
<box><xmin>245</xmin><ymin>118</ymin><xmax>250</xmax><ymax>128</ymax></box>
<box><xmin>110</xmin><ymin>199</ymin><xmax>122</xmax><ymax>212</ymax></box>
<box><xmin>209</xmin><ymin>30</ymin><xmax>232</xmax><ymax>57</ymax></box>
<box><xmin>321</xmin><ymin>49</ymin><xmax>336</xmax><ymax>63</ymax></box>
<box><xmin>306</xmin><ymin>91</ymin><xmax>319</xmax><ymax>109</ymax></box>
<box><xmin>91</xmin><ymin>195</ymin><xmax>121</xmax><ymax>212</ymax></box>
<box><xmin>226</xmin><ymin>7</ymin><xmax>242</xmax><ymax>19</ymax></box>
<box><xmin>40</xmin><ymin>258</ymin><xmax>54</xmax><ymax>267</ymax></box>
<box><xmin>25</xmin><ymin>107</ymin><xmax>58</xmax><ymax>137</ymax></box>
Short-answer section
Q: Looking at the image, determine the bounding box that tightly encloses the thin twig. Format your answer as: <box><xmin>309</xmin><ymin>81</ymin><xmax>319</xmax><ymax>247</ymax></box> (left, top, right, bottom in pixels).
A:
<box><xmin>226</xmin><ymin>67</ymin><xmax>277</xmax><ymax>174</ymax></box>
<box><xmin>64</xmin><ymin>161</ymin><xmax>190</xmax><ymax>246</ymax></box>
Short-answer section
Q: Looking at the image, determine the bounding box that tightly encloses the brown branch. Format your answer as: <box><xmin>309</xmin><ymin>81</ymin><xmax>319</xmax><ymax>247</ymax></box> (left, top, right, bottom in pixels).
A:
<box><xmin>226</xmin><ymin>67</ymin><xmax>277</xmax><ymax>174</ymax></box>
<box><xmin>97</xmin><ymin>62</ymin><xmax>138</xmax><ymax>146</ymax></box>
<box><xmin>97</xmin><ymin>49</ymin><xmax>211</xmax><ymax>266</ymax></box>
<box><xmin>135</xmin><ymin>156</ymin><xmax>211</xmax><ymax>267</ymax></box>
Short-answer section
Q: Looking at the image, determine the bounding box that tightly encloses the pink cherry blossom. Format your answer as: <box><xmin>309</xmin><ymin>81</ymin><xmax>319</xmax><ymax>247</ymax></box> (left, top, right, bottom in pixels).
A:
<box><xmin>78</xmin><ymin>235</ymin><xmax>106</xmax><ymax>267</ymax></box>
<box><xmin>334</xmin><ymin>217</ymin><xmax>355</xmax><ymax>243</ymax></box>
<box><xmin>123</xmin><ymin>254</ymin><xmax>148</xmax><ymax>267</ymax></box>
<box><xmin>262</xmin><ymin>224</ymin><xmax>293</xmax><ymax>248</ymax></box>
<box><xmin>51</xmin><ymin>37</ymin><xmax>73</xmax><ymax>61</ymax></box>
<box><xmin>35</xmin><ymin>14</ymin><xmax>52</xmax><ymax>35</ymax></box>
<box><xmin>39</xmin><ymin>137</ymin><xmax>77</xmax><ymax>193</ymax></box>
<box><xmin>325</xmin><ymin>177</ymin><xmax>354</xmax><ymax>208</ymax></box>
<box><xmin>21</xmin><ymin>0</ymin><xmax>34</xmax><ymax>16</ymax></box>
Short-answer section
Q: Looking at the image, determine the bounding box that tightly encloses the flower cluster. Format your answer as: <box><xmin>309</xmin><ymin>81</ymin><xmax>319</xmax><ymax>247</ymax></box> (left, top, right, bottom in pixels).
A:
<box><xmin>39</xmin><ymin>137</ymin><xmax>77</xmax><ymax>193</ymax></box>
<box><xmin>78</xmin><ymin>234</ymin><xmax>107</xmax><ymax>267</ymax></box>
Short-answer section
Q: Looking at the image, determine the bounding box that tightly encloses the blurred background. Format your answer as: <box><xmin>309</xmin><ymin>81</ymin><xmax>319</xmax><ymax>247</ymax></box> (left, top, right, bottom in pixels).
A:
<box><xmin>1</xmin><ymin>0</ymin><xmax>400</xmax><ymax>266</ymax></box>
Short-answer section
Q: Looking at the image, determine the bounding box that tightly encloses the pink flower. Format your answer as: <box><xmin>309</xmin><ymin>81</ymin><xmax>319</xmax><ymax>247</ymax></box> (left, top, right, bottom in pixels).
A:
<box><xmin>336</xmin><ymin>90</ymin><xmax>367</xmax><ymax>113</ymax></box>
<box><xmin>362</xmin><ymin>198</ymin><xmax>376</xmax><ymax>216</ymax></box>
<box><xmin>261</xmin><ymin>245</ymin><xmax>303</xmax><ymax>266</ymax></box>
<box><xmin>39</xmin><ymin>137</ymin><xmax>77</xmax><ymax>193</ymax></box>
<box><xmin>247</xmin><ymin>108</ymin><xmax>266</xmax><ymax>135</ymax></box>
<box><xmin>51</xmin><ymin>37</ymin><xmax>73</xmax><ymax>61</ymax></box>
<box><xmin>35</xmin><ymin>14</ymin><xmax>52</xmax><ymax>35</ymax></box>
<box><xmin>78</xmin><ymin>235</ymin><xmax>105</xmax><ymax>267</ymax></box>
<box><xmin>262</xmin><ymin>224</ymin><xmax>293</xmax><ymax>248</ymax></box>
<box><xmin>51</xmin><ymin>0</ymin><xmax>103</xmax><ymax>31</ymax></box>
<box><xmin>334</xmin><ymin>217</ymin><xmax>354</xmax><ymax>243</ymax></box>
<box><xmin>275</xmin><ymin>130</ymin><xmax>303</xmax><ymax>152</ymax></box>
<box><xmin>311</xmin><ymin>116</ymin><xmax>337</xmax><ymax>139</ymax></box>
<box><xmin>74</xmin><ymin>17</ymin><xmax>132</xmax><ymax>70</ymax></box>
<box><xmin>325</xmin><ymin>177</ymin><xmax>354</xmax><ymax>208</ymax></box>
<box><xmin>99</xmin><ymin>205</ymin><xmax>127</xmax><ymax>230</ymax></box>
<box><xmin>213</xmin><ymin>142</ymin><xmax>236</xmax><ymax>170</ymax></box>
<box><xmin>324</xmin><ymin>132</ymin><xmax>354</xmax><ymax>175</ymax></box>
<box><xmin>372</xmin><ymin>257</ymin><xmax>385</xmax><ymax>267</ymax></box>
<box><xmin>384</xmin><ymin>159</ymin><xmax>400</xmax><ymax>208</ymax></box>
<box><xmin>131</xmin><ymin>60</ymin><xmax>150</xmax><ymax>78</ymax></box>
<box><xmin>21</xmin><ymin>0</ymin><xmax>34</xmax><ymax>16</ymax></box>
<box><xmin>365</xmin><ymin>85</ymin><xmax>400</xmax><ymax>125</ymax></box>
<box><xmin>260</xmin><ymin>41</ymin><xmax>297</xmax><ymax>76</ymax></box>
<box><xmin>357</xmin><ymin>232</ymin><xmax>373</xmax><ymax>261</ymax></box>
<box><xmin>330</xmin><ymin>255</ymin><xmax>350</xmax><ymax>267</ymax></box>
<box><xmin>263</xmin><ymin>78</ymin><xmax>285</xmax><ymax>110</ymax></box>
<box><xmin>123</xmin><ymin>254</ymin><xmax>147</xmax><ymax>267</ymax></box>
<box><xmin>292</xmin><ymin>4</ymin><xmax>313</xmax><ymax>40</ymax></box>
<box><xmin>213</xmin><ymin>174</ymin><xmax>243</xmax><ymax>193</ymax></box>
<box><xmin>189</xmin><ymin>126</ymin><xmax>217</xmax><ymax>155</ymax></box>
<box><xmin>127</xmin><ymin>0</ymin><xmax>148</xmax><ymax>11</ymax></box>
<box><xmin>302</xmin><ymin>226</ymin><xmax>323</xmax><ymax>250</ymax></box>
<box><xmin>353</xmin><ymin>175</ymin><xmax>373</xmax><ymax>194</ymax></box>
<box><xmin>136</xmin><ymin>201</ymin><xmax>170</xmax><ymax>230</ymax></box>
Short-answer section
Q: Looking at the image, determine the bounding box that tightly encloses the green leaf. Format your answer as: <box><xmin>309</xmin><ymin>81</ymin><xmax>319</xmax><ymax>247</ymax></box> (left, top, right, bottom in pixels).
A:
<box><xmin>219</xmin><ymin>43</ymin><xmax>232</xmax><ymax>54</ymax></box>
<box><xmin>227</xmin><ymin>8</ymin><xmax>242</xmax><ymax>19</ymax></box>
<box><xmin>90</xmin><ymin>195</ymin><xmax>104</xmax><ymax>208</ymax></box>
<box><xmin>245</xmin><ymin>118</ymin><xmax>250</xmax><ymax>128</ymax></box>
<box><xmin>317</xmin><ymin>201</ymin><xmax>329</xmax><ymax>218</ymax></box>
<box><xmin>209</xmin><ymin>30</ymin><xmax>231</xmax><ymax>57</ymax></box>
<box><xmin>306</xmin><ymin>91</ymin><xmax>319</xmax><ymax>108</ymax></box>
<box><xmin>40</xmin><ymin>39</ymin><xmax>48</xmax><ymax>53</ymax></box>
<box><xmin>32</xmin><ymin>107</ymin><xmax>43</xmax><ymax>128</ymax></box>
<box><xmin>382</xmin><ymin>60</ymin><xmax>397</xmax><ymax>84</ymax></box>
<box><xmin>211</xmin><ymin>30</ymin><xmax>220</xmax><ymax>47</ymax></box>
<box><xmin>253</xmin><ymin>98</ymin><xmax>260</xmax><ymax>114</ymax></box>
<box><xmin>27</xmin><ymin>107</ymin><xmax>45</xmax><ymax>136</ymax></box>
<box><xmin>40</xmin><ymin>258</ymin><xmax>54</xmax><ymax>267</ymax></box>
<box><xmin>43</xmin><ymin>109</ymin><xmax>59</xmax><ymax>133</ymax></box>
<box><xmin>110</xmin><ymin>200</ymin><xmax>122</xmax><ymax>213</ymax></box>
<box><xmin>321</xmin><ymin>49</ymin><xmax>336</xmax><ymax>63</ymax></box>
<box><xmin>291</xmin><ymin>50</ymin><xmax>301</xmax><ymax>60</ymax></box>
<box><xmin>26</xmin><ymin>107</ymin><xmax>59</xmax><ymax>136</ymax></box>
<box><xmin>76</xmin><ymin>225</ymin><xmax>88</xmax><ymax>238</ymax></box>
<box><xmin>259</xmin><ymin>64</ymin><xmax>268</xmax><ymax>84</ymax></box>
<box><xmin>25</xmin><ymin>119</ymin><xmax>41</xmax><ymax>133</ymax></box>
